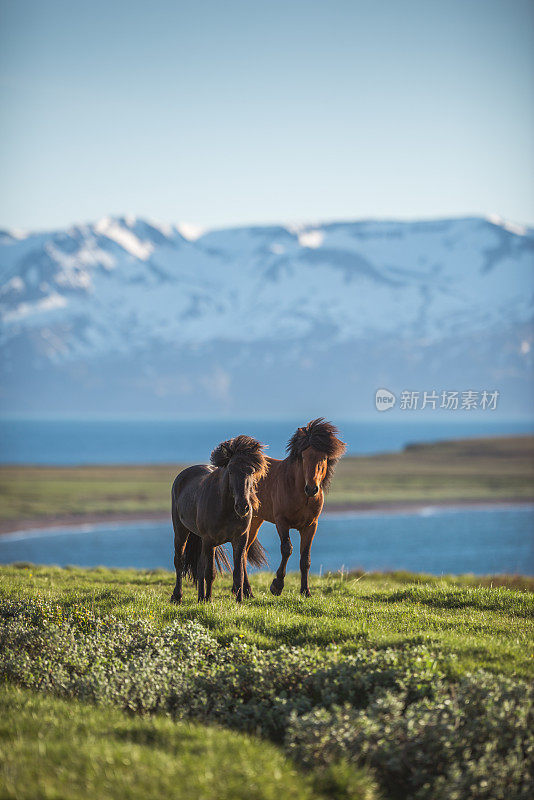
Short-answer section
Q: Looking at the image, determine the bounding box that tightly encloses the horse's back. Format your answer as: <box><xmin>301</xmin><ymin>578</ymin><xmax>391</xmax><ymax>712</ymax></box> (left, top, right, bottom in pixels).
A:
<box><xmin>254</xmin><ymin>456</ymin><xmax>283</xmax><ymax>524</ymax></box>
<box><xmin>172</xmin><ymin>463</ymin><xmax>212</xmax><ymax>493</ymax></box>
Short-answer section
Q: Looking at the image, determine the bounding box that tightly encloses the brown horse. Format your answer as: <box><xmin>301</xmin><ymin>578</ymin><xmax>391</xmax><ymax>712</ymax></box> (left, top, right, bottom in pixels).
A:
<box><xmin>170</xmin><ymin>435</ymin><xmax>268</xmax><ymax>603</ymax></box>
<box><xmin>244</xmin><ymin>419</ymin><xmax>346</xmax><ymax>597</ymax></box>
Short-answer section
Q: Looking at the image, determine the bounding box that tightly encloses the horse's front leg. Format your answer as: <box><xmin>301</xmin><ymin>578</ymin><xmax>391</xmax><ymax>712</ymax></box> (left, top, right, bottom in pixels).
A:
<box><xmin>242</xmin><ymin>517</ymin><xmax>263</xmax><ymax>598</ymax></box>
<box><xmin>232</xmin><ymin>533</ymin><xmax>247</xmax><ymax>603</ymax></box>
<box><xmin>270</xmin><ymin>520</ymin><xmax>292</xmax><ymax>596</ymax></box>
<box><xmin>232</xmin><ymin>561</ymin><xmax>253</xmax><ymax>597</ymax></box>
<box><xmin>298</xmin><ymin>522</ymin><xmax>317</xmax><ymax>597</ymax></box>
<box><xmin>242</xmin><ymin>552</ymin><xmax>253</xmax><ymax>599</ymax></box>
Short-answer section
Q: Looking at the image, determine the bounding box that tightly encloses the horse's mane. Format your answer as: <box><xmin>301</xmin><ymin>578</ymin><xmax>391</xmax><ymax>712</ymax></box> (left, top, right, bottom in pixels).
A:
<box><xmin>210</xmin><ymin>435</ymin><xmax>268</xmax><ymax>511</ymax></box>
<box><xmin>210</xmin><ymin>435</ymin><xmax>267</xmax><ymax>476</ymax></box>
<box><xmin>286</xmin><ymin>418</ymin><xmax>346</xmax><ymax>491</ymax></box>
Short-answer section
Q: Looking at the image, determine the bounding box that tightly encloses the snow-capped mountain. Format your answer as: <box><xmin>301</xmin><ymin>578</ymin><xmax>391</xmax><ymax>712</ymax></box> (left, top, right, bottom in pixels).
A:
<box><xmin>1</xmin><ymin>215</ymin><xmax>532</xmax><ymax>415</ymax></box>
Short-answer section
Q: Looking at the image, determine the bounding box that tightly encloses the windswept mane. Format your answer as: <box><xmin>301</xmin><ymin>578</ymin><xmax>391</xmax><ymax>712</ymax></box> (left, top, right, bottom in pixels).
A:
<box><xmin>286</xmin><ymin>418</ymin><xmax>346</xmax><ymax>491</ymax></box>
<box><xmin>210</xmin><ymin>435</ymin><xmax>268</xmax><ymax>479</ymax></box>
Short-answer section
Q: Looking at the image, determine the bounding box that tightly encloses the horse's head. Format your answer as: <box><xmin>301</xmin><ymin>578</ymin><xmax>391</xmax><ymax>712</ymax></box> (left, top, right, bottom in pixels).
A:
<box><xmin>287</xmin><ymin>418</ymin><xmax>346</xmax><ymax>498</ymax></box>
<box><xmin>210</xmin><ymin>435</ymin><xmax>268</xmax><ymax>518</ymax></box>
<box><xmin>228</xmin><ymin>462</ymin><xmax>257</xmax><ymax>517</ymax></box>
<box><xmin>301</xmin><ymin>446</ymin><xmax>328</xmax><ymax>497</ymax></box>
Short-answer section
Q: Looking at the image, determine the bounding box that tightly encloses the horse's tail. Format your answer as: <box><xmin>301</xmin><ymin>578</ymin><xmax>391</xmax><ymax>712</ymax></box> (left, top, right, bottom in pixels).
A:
<box><xmin>182</xmin><ymin>534</ymin><xmax>231</xmax><ymax>584</ymax></box>
<box><xmin>247</xmin><ymin>537</ymin><xmax>268</xmax><ymax>568</ymax></box>
<box><xmin>215</xmin><ymin>545</ymin><xmax>232</xmax><ymax>573</ymax></box>
<box><xmin>182</xmin><ymin>534</ymin><xmax>201</xmax><ymax>582</ymax></box>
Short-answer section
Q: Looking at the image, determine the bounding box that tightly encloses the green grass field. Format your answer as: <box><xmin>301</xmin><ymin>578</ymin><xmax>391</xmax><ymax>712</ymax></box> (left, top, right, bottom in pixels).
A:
<box><xmin>1</xmin><ymin>566</ymin><xmax>533</xmax><ymax>799</ymax></box>
<box><xmin>1</xmin><ymin>435</ymin><xmax>532</xmax><ymax>525</ymax></box>
<box><xmin>1</xmin><ymin>565</ymin><xmax>533</xmax><ymax>677</ymax></box>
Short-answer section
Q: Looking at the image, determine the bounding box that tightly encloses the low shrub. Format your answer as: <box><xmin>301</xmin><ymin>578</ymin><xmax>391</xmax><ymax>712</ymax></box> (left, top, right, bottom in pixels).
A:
<box><xmin>1</xmin><ymin>598</ymin><xmax>532</xmax><ymax>800</ymax></box>
<box><xmin>287</xmin><ymin>675</ymin><xmax>534</xmax><ymax>799</ymax></box>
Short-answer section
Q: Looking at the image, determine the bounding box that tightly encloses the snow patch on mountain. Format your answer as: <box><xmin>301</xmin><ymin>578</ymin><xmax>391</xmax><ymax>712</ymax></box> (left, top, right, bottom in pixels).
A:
<box><xmin>3</xmin><ymin>291</ymin><xmax>67</xmax><ymax>323</ymax></box>
<box><xmin>177</xmin><ymin>222</ymin><xmax>204</xmax><ymax>241</ymax></box>
<box><xmin>298</xmin><ymin>229</ymin><xmax>324</xmax><ymax>248</ymax></box>
<box><xmin>95</xmin><ymin>217</ymin><xmax>154</xmax><ymax>260</ymax></box>
<box><xmin>486</xmin><ymin>214</ymin><xmax>528</xmax><ymax>237</ymax></box>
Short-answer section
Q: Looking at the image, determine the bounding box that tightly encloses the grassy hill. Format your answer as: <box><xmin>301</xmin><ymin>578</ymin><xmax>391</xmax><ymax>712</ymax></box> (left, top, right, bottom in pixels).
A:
<box><xmin>0</xmin><ymin>566</ymin><xmax>532</xmax><ymax>800</ymax></box>
<box><xmin>1</xmin><ymin>435</ymin><xmax>533</xmax><ymax>528</ymax></box>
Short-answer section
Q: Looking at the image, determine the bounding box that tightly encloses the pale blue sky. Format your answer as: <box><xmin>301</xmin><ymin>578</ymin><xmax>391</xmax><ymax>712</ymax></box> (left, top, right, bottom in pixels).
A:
<box><xmin>1</xmin><ymin>0</ymin><xmax>533</xmax><ymax>231</ymax></box>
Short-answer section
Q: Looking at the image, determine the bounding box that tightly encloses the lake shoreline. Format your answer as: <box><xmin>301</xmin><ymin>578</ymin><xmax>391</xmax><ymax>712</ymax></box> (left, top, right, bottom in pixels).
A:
<box><xmin>2</xmin><ymin>496</ymin><xmax>533</xmax><ymax>536</ymax></box>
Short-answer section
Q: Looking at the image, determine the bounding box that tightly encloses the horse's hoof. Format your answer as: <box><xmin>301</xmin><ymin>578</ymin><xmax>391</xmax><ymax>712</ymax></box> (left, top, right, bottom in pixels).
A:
<box><xmin>300</xmin><ymin>589</ymin><xmax>312</xmax><ymax>598</ymax></box>
<box><xmin>170</xmin><ymin>594</ymin><xmax>181</xmax><ymax>605</ymax></box>
<box><xmin>270</xmin><ymin>580</ymin><xmax>283</xmax><ymax>596</ymax></box>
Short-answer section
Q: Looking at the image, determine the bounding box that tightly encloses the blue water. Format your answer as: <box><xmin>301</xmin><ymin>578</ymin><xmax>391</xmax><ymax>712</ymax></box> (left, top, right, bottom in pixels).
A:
<box><xmin>1</xmin><ymin>418</ymin><xmax>532</xmax><ymax>464</ymax></box>
<box><xmin>1</xmin><ymin>507</ymin><xmax>532</xmax><ymax>576</ymax></box>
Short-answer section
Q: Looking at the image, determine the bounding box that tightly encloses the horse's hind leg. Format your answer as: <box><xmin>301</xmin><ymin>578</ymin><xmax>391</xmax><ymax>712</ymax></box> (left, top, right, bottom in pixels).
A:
<box><xmin>197</xmin><ymin>541</ymin><xmax>207</xmax><ymax>602</ymax></box>
<box><xmin>171</xmin><ymin>507</ymin><xmax>189</xmax><ymax>604</ymax></box>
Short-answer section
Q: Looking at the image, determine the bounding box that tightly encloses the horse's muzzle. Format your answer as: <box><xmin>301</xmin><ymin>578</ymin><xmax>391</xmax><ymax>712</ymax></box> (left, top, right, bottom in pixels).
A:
<box><xmin>235</xmin><ymin>502</ymin><xmax>250</xmax><ymax>518</ymax></box>
<box><xmin>305</xmin><ymin>484</ymin><xmax>319</xmax><ymax>497</ymax></box>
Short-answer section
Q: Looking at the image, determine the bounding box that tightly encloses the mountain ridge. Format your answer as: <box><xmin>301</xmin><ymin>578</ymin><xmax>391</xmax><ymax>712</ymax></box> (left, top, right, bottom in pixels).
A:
<box><xmin>1</xmin><ymin>212</ymin><xmax>532</xmax><ymax>241</ymax></box>
<box><xmin>1</xmin><ymin>215</ymin><xmax>532</xmax><ymax>416</ymax></box>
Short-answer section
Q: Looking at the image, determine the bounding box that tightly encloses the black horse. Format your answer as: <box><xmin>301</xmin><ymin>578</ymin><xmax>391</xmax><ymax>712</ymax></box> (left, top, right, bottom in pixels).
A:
<box><xmin>170</xmin><ymin>435</ymin><xmax>268</xmax><ymax>603</ymax></box>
